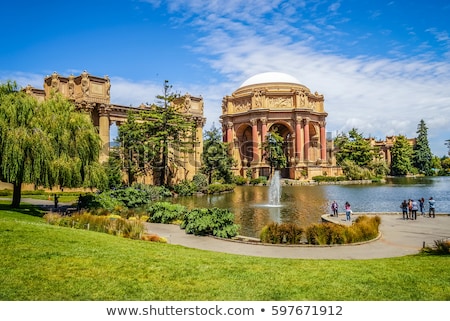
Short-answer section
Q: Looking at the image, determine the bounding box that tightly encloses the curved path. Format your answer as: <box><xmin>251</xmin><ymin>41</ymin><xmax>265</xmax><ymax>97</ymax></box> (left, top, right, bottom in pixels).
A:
<box><xmin>6</xmin><ymin>198</ymin><xmax>449</xmax><ymax>260</ymax></box>
<box><xmin>146</xmin><ymin>213</ymin><xmax>450</xmax><ymax>260</ymax></box>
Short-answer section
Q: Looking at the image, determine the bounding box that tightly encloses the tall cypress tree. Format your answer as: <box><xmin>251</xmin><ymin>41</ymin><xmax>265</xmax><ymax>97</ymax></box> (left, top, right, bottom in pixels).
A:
<box><xmin>413</xmin><ymin>119</ymin><xmax>433</xmax><ymax>175</ymax></box>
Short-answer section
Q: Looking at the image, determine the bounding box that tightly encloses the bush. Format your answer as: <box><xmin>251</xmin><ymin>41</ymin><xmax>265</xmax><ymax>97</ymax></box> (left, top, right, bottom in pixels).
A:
<box><xmin>305</xmin><ymin>215</ymin><xmax>380</xmax><ymax>245</ymax></box>
<box><xmin>172</xmin><ymin>180</ymin><xmax>196</xmax><ymax>196</ymax></box>
<box><xmin>0</xmin><ymin>189</ymin><xmax>11</xmax><ymax>196</ymax></box>
<box><xmin>260</xmin><ymin>222</ymin><xmax>304</xmax><ymax>244</ymax></box>
<box><xmin>206</xmin><ymin>183</ymin><xmax>235</xmax><ymax>194</ymax></box>
<box><xmin>233</xmin><ymin>175</ymin><xmax>248</xmax><ymax>185</ymax></box>
<box><xmin>312</xmin><ymin>176</ymin><xmax>346</xmax><ymax>182</ymax></box>
<box><xmin>192</xmin><ymin>173</ymin><xmax>208</xmax><ymax>192</ymax></box>
<box><xmin>421</xmin><ymin>239</ymin><xmax>450</xmax><ymax>255</ymax></box>
<box><xmin>180</xmin><ymin>207</ymin><xmax>240</xmax><ymax>238</ymax></box>
<box><xmin>146</xmin><ymin>201</ymin><xmax>187</xmax><ymax>224</ymax></box>
<box><xmin>43</xmin><ymin>212</ymin><xmax>145</xmax><ymax>239</ymax></box>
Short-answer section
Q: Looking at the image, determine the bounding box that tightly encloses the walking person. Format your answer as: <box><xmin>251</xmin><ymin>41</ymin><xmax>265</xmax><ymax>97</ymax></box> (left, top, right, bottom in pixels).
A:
<box><xmin>345</xmin><ymin>201</ymin><xmax>352</xmax><ymax>222</ymax></box>
<box><xmin>400</xmin><ymin>200</ymin><xmax>408</xmax><ymax>220</ymax></box>
<box><xmin>411</xmin><ymin>199</ymin><xmax>419</xmax><ymax>220</ymax></box>
<box><xmin>419</xmin><ymin>197</ymin><xmax>425</xmax><ymax>216</ymax></box>
<box><xmin>428</xmin><ymin>197</ymin><xmax>436</xmax><ymax>218</ymax></box>
<box><xmin>331</xmin><ymin>200</ymin><xmax>339</xmax><ymax>217</ymax></box>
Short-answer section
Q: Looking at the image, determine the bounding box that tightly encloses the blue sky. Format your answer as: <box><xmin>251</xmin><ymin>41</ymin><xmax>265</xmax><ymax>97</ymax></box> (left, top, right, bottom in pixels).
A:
<box><xmin>1</xmin><ymin>0</ymin><xmax>449</xmax><ymax>156</ymax></box>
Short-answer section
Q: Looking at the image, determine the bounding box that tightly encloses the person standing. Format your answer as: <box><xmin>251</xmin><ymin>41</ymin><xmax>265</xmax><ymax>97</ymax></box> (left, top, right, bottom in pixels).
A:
<box><xmin>345</xmin><ymin>201</ymin><xmax>352</xmax><ymax>222</ymax></box>
<box><xmin>419</xmin><ymin>197</ymin><xmax>425</xmax><ymax>216</ymax></box>
<box><xmin>331</xmin><ymin>200</ymin><xmax>339</xmax><ymax>217</ymax></box>
<box><xmin>411</xmin><ymin>199</ymin><xmax>419</xmax><ymax>220</ymax></box>
<box><xmin>408</xmin><ymin>199</ymin><xmax>413</xmax><ymax>220</ymax></box>
<box><xmin>429</xmin><ymin>197</ymin><xmax>436</xmax><ymax>218</ymax></box>
<box><xmin>400</xmin><ymin>200</ymin><xmax>408</xmax><ymax>220</ymax></box>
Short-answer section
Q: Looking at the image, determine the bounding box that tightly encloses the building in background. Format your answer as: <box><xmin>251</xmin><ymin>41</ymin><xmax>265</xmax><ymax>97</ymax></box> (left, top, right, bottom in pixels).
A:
<box><xmin>220</xmin><ymin>72</ymin><xmax>341</xmax><ymax>179</ymax></box>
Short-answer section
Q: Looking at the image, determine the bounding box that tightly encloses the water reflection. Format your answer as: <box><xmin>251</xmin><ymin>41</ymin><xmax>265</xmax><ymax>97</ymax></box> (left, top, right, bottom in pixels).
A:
<box><xmin>171</xmin><ymin>176</ymin><xmax>450</xmax><ymax>238</ymax></box>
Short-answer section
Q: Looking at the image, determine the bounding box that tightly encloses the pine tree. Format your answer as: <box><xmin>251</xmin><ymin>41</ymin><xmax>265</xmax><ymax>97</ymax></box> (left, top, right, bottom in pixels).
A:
<box><xmin>391</xmin><ymin>135</ymin><xmax>414</xmax><ymax>176</ymax></box>
<box><xmin>117</xmin><ymin>81</ymin><xmax>196</xmax><ymax>186</ymax></box>
<box><xmin>201</xmin><ymin>123</ymin><xmax>234</xmax><ymax>184</ymax></box>
<box><xmin>413</xmin><ymin>119</ymin><xmax>433</xmax><ymax>175</ymax></box>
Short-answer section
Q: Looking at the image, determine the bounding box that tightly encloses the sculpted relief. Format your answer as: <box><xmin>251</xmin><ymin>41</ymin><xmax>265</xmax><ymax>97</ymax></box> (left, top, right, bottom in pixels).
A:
<box><xmin>267</xmin><ymin>96</ymin><xmax>292</xmax><ymax>109</ymax></box>
<box><xmin>234</xmin><ymin>98</ymin><xmax>251</xmax><ymax>112</ymax></box>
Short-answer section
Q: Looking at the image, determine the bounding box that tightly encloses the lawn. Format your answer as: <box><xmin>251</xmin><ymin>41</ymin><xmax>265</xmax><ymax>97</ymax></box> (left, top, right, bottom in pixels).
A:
<box><xmin>1</xmin><ymin>202</ymin><xmax>449</xmax><ymax>301</ymax></box>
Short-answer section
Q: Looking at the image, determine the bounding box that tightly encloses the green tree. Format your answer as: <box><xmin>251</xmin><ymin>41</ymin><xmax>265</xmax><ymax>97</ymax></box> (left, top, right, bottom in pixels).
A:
<box><xmin>116</xmin><ymin>81</ymin><xmax>196</xmax><ymax>186</ymax></box>
<box><xmin>430</xmin><ymin>155</ymin><xmax>442</xmax><ymax>176</ymax></box>
<box><xmin>262</xmin><ymin>131</ymin><xmax>287</xmax><ymax>174</ymax></box>
<box><xmin>413</xmin><ymin>119</ymin><xmax>433</xmax><ymax>175</ymax></box>
<box><xmin>334</xmin><ymin>128</ymin><xmax>375</xmax><ymax>167</ymax></box>
<box><xmin>141</xmin><ymin>81</ymin><xmax>196</xmax><ymax>186</ymax></box>
<box><xmin>117</xmin><ymin>112</ymin><xmax>152</xmax><ymax>185</ymax></box>
<box><xmin>104</xmin><ymin>147</ymin><xmax>124</xmax><ymax>189</ymax></box>
<box><xmin>441</xmin><ymin>157</ymin><xmax>450</xmax><ymax>175</ymax></box>
<box><xmin>201</xmin><ymin>123</ymin><xmax>234</xmax><ymax>184</ymax></box>
<box><xmin>391</xmin><ymin>135</ymin><xmax>414</xmax><ymax>176</ymax></box>
<box><xmin>0</xmin><ymin>81</ymin><xmax>106</xmax><ymax>207</ymax></box>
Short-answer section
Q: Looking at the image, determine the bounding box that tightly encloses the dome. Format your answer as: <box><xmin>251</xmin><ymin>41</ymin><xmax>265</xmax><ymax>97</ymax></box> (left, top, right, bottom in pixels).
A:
<box><xmin>239</xmin><ymin>72</ymin><xmax>301</xmax><ymax>88</ymax></box>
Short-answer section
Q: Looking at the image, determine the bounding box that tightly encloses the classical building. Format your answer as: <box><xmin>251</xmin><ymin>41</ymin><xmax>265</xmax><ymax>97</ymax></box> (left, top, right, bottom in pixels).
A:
<box><xmin>220</xmin><ymin>72</ymin><xmax>341</xmax><ymax>179</ymax></box>
<box><xmin>367</xmin><ymin>136</ymin><xmax>416</xmax><ymax>167</ymax></box>
<box><xmin>25</xmin><ymin>71</ymin><xmax>206</xmax><ymax>184</ymax></box>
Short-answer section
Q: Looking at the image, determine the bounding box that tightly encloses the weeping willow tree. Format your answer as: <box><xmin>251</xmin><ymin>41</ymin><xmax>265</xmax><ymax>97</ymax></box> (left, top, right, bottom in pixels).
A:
<box><xmin>0</xmin><ymin>81</ymin><xmax>106</xmax><ymax>207</ymax></box>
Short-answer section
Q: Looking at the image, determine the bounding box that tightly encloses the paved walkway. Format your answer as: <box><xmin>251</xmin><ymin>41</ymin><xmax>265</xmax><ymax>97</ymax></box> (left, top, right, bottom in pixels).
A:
<box><xmin>5</xmin><ymin>198</ymin><xmax>449</xmax><ymax>260</ymax></box>
<box><xmin>146</xmin><ymin>213</ymin><xmax>450</xmax><ymax>260</ymax></box>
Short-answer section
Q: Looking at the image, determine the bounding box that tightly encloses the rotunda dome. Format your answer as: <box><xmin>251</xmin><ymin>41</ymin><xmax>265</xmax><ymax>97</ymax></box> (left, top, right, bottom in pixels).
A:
<box><xmin>239</xmin><ymin>72</ymin><xmax>301</xmax><ymax>88</ymax></box>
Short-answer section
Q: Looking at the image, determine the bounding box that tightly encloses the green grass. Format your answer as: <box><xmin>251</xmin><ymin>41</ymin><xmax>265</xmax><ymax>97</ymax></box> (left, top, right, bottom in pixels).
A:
<box><xmin>1</xmin><ymin>202</ymin><xmax>449</xmax><ymax>301</ymax></box>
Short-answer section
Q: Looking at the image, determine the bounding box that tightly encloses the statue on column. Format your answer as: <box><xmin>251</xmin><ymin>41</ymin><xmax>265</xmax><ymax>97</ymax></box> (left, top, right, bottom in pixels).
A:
<box><xmin>68</xmin><ymin>75</ymin><xmax>75</xmax><ymax>98</ymax></box>
<box><xmin>81</xmin><ymin>71</ymin><xmax>90</xmax><ymax>97</ymax></box>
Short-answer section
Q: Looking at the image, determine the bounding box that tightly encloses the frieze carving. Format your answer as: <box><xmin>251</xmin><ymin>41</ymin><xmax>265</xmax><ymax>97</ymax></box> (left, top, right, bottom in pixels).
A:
<box><xmin>234</xmin><ymin>98</ymin><xmax>251</xmax><ymax>112</ymax></box>
<box><xmin>267</xmin><ymin>96</ymin><xmax>292</xmax><ymax>108</ymax></box>
<box><xmin>253</xmin><ymin>90</ymin><xmax>265</xmax><ymax>108</ymax></box>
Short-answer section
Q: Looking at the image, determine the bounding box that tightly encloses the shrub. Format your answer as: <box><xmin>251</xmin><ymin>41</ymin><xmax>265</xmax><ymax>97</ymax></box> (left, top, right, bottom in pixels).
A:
<box><xmin>172</xmin><ymin>180</ymin><xmax>196</xmax><ymax>196</ymax></box>
<box><xmin>44</xmin><ymin>212</ymin><xmax>145</xmax><ymax>239</ymax></box>
<box><xmin>192</xmin><ymin>173</ymin><xmax>208</xmax><ymax>192</ymax></box>
<box><xmin>421</xmin><ymin>239</ymin><xmax>450</xmax><ymax>255</ymax></box>
<box><xmin>305</xmin><ymin>215</ymin><xmax>380</xmax><ymax>245</ymax></box>
<box><xmin>260</xmin><ymin>222</ymin><xmax>304</xmax><ymax>244</ymax></box>
<box><xmin>206</xmin><ymin>183</ymin><xmax>235</xmax><ymax>194</ymax></box>
<box><xmin>147</xmin><ymin>201</ymin><xmax>187</xmax><ymax>224</ymax></box>
<box><xmin>233</xmin><ymin>175</ymin><xmax>248</xmax><ymax>185</ymax></box>
<box><xmin>180</xmin><ymin>207</ymin><xmax>240</xmax><ymax>238</ymax></box>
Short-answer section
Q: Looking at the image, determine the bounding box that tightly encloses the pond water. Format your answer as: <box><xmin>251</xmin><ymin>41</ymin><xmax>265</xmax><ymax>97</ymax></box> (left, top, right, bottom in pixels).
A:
<box><xmin>172</xmin><ymin>176</ymin><xmax>450</xmax><ymax>238</ymax></box>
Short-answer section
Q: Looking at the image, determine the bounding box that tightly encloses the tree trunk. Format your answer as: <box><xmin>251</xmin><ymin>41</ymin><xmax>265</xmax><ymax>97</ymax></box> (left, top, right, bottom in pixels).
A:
<box><xmin>11</xmin><ymin>181</ymin><xmax>22</xmax><ymax>208</ymax></box>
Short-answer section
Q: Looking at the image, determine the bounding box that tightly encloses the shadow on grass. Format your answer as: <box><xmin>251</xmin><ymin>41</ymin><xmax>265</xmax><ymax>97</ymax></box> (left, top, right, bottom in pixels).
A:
<box><xmin>0</xmin><ymin>201</ymin><xmax>47</xmax><ymax>217</ymax></box>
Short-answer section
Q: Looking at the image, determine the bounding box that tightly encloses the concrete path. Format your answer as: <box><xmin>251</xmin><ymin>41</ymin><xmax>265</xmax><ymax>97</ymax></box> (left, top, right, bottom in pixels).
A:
<box><xmin>4</xmin><ymin>198</ymin><xmax>449</xmax><ymax>260</ymax></box>
<box><xmin>146</xmin><ymin>213</ymin><xmax>450</xmax><ymax>260</ymax></box>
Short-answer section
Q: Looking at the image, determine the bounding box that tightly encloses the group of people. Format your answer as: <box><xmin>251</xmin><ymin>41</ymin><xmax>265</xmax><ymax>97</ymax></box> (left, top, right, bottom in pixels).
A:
<box><xmin>400</xmin><ymin>197</ymin><xmax>436</xmax><ymax>220</ymax></box>
<box><xmin>330</xmin><ymin>197</ymin><xmax>437</xmax><ymax>222</ymax></box>
<box><xmin>331</xmin><ymin>200</ymin><xmax>352</xmax><ymax>221</ymax></box>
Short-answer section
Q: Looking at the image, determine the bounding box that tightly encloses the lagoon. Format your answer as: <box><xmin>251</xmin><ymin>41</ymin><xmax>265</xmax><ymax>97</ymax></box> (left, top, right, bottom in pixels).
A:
<box><xmin>173</xmin><ymin>176</ymin><xmax>450</xmax><ymax>238</ymax></box>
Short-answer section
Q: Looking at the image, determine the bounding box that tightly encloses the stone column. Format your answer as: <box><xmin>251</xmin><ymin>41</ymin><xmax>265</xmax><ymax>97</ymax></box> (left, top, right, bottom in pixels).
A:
<box><xmin>251</xmin><ymin>118</ymin><xmax>259</xmax><ymax>163</ymax></box>
<box><xmin>227</xmin><ymin>121</ymin><xmax>233</xmax><ymax>143</ymax></box>
<box><xmin>320</xmin><ymin>121</ymin><xmax>327</xmax><ymax>162</ymax></box>
<box><xmin>260</xmin><ymin>117</ymin><xmax>267</xmax><ymax>143</ymax></box>
<box><xmin>295</xmin><ymin>116</ymin><xmax>302</xmax><ymax>161</ymax></box>
<box><xmin>98</xmin><ymin>104</ymin><xmax>110</xmax><ymax>163</ymax></box>
<box><xmin>303</xmin><ymin>118</ymin><xmax>310</xmax><ymax>162</ymax></box>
